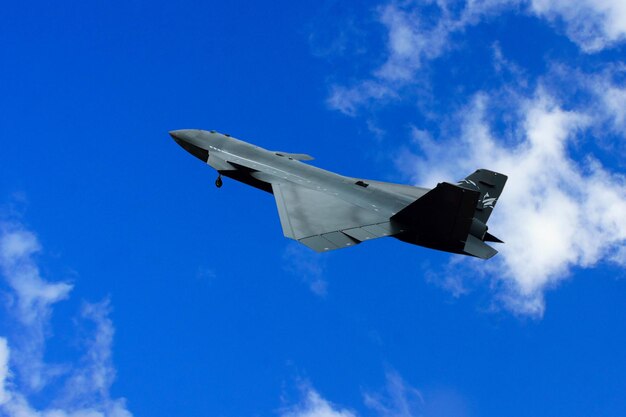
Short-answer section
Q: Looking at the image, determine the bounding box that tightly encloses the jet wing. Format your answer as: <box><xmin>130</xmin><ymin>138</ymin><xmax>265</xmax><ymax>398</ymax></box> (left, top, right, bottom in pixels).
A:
<box><xmin>272</xmin><ymin>182</ymin><xmax>402</xmax><ymax>252</ymax></box>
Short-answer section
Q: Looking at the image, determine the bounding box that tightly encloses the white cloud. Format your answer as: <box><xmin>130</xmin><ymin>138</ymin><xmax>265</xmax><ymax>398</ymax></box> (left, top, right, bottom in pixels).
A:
<box><xmin>0</xmin><ymin>223</ymin><xmax>73</xmax><ymax>392</ymax></box>
<box><xmin>362</xmin><ymin>371</ymin><xmax>423</xmax><ymax>417</ymax></box>
<box><xmin>0</xmin><ymin>226</ymin><xmax>72</xmax><ymax>326</ymax></box>
<box><xmin>327</xmin><ymin>2</ymin><xmax>454</xmax><ymax>114</ymax></box>
<box><xmin>374</xmin><ymin>3</ymin><xmax>450</xmax><ymax>82</ymax></box>
<box><xmin>281</xmin><ymin>372</ymin><xmax>466</xmax><ymax>417</ymax></box>
<box><xmin>544</xmin><ymin>64</ymin><xmax>626</xmax><ymax>145</ymax></box>
<box><xmin>602</xmin><ymin>85</ymin><xmax>626</xmax><ymax>130</ymax></box>
<box><xmin>0</xmin><ymin>220</ymin><xmax>133</xmax><ymax>417</ymax></box>
<box><xmin>528</xmin><ymin>0</ymin><xmax>626</xmax><ymax>51</ymax></box>
<box><xmin>328</xmin><ymin>82</ymin><xmax>397</xmax><ymax>117</ymax></box>
<box><xmin>399</xmin><ymin>89</ymin><xmax>626</xmax><ymax>316</ymax></box>
<box><xmin>281</xmin><ymin>389</ymin><xmax>357</xmax><ymax>417</ymax></box>
<box><xmin>325</xmin><ymin>0</ymin><xmax>515</xmax><ymax>114</ymax></box>
<box><xmin>0</xmin><ymin>338</ymin><xmax>10</xmax><ymax>406</ymax></box>
<box><xmin>56</xmin><ymin>301</ymin><xmax>127</xmax><ymax>414</ymax></box>
<box><xmin>585</xmin><ymin>68</ymin><xmax>626</xmax><ymax>135</ymax></box>
<box><xmin>327</xmin><ymin>0</ymin><xmax>626</xmax><ymax>114</ymax></box>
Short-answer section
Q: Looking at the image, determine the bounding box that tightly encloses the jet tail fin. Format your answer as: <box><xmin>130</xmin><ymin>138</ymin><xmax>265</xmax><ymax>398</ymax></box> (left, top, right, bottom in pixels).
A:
<box><xmin>392</xmin><ymin>169</ymin><xmax>507</xmax><ymax>259</ymax></box>
<box><xmin>391</xmin><ymin>182</ymin><xmax>481</xmax><ymax>255</ymax></box>
<box><xmin>456</xmin><ymin>169</ymin><xmax>507</xmax><ymax>224</ymax></box>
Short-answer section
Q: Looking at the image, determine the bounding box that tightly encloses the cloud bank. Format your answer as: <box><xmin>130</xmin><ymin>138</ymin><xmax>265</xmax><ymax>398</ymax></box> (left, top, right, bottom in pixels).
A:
<box><xmin>0</xmin><ymin>220</ymin><xmax>132</xmax><ymax>417</ymax></box>
<box><xmin>400</xmin><ymin>87</ymin><xmax>626</xmax><ymax>315</ymax></box>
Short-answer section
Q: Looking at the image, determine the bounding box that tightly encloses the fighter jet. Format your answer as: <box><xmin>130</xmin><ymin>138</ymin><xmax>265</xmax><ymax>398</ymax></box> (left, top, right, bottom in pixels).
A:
<box><xmin>170</xmin><ymin>129</ymin><xmax>507</xmax><ymax>259</ymax></box>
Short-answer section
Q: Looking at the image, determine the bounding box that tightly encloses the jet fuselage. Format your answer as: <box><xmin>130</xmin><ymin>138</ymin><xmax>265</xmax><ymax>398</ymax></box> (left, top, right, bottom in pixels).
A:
<box><xmin>170</xmin><ymin>129</ymin><xmax>507</xmax><ymax>258</ymax></box>
<box><xmin>170</xmin><ymin>129</ymin><xmax>425</xmax><ymax>216</ymax></box>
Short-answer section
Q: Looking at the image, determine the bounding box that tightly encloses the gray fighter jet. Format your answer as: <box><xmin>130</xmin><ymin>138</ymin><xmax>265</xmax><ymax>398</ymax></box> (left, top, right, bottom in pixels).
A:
<box><xmin>170</xmin><ymin>129</ymin><xmax>507</xmax><ymax>259</ymax></box>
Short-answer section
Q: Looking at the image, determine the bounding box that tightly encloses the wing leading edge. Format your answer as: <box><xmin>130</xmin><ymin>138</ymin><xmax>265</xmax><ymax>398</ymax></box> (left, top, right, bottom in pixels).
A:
<box><xmin>272</xmin><ymin>183</ymin><xmax>402</xmax><ymax>252</ymax></box>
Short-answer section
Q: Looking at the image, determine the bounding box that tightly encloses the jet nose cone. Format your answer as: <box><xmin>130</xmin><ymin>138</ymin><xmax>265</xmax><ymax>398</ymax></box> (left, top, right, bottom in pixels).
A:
<box><xmin>169</xmin><ymin>129</ymin><xmax>209</xmax><ymax>162</ymax></box>
<box><xmin>169</xmin><ymin>130</ymin><xmax>187</xmax><ymax>142</ymax></box>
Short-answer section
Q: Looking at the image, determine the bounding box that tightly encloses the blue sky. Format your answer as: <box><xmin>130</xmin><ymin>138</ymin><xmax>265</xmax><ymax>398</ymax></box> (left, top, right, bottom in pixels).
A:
<box><xmin>1</xmin><ymin>1</ymin><xmax>626</xmax><ymax>416</ymax></box>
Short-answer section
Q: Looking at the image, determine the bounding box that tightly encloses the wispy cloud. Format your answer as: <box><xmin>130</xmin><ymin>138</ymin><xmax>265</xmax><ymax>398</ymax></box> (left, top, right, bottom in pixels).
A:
<box><xmin>327</xmin><ymin>0</ymin><xmax>626</xmax><ymax>115</ymax></box>
<box><xmin>528</xmin><ymin>0</ymin><xmax>626</xmax><ymax>52</ymax></box>
<box><xmin>0</xmin><ymin>339</ymin><xmax>9</xmax><ymax>406</ymax></box>
<box><xmin>0</xmin><ymin>219</ymin><xmax>132</xmax><ymax>416</ymax></box>
<box><xmin>283</xmin><ymin>243</ymin><xmax>328</xmax><ymax>296</ymax></box>
<box><xmin>0</xmin><ymin>222</ymin><xmax>73</xmax><ymax>392</ymax></box>
<box><xmin>281</xmin><ymin>371</ymin><xmax>468</xmax><ymax>417</ymax></box>
<box><xmin>327</xmin><ymin>2</ymin><xmax>455</xmax><ymax>115</ymax></box>
<box><xmin>326</xmin><ymin>1</ymin><xmax>516</xmax><ymax>115</ymax></box>
<box><xmin>362</xmin><ymin>371</ymin><xmax>423</xmax><ymax>417</ymax></box>
<box><xmin>281</xmin><ymin>388</ymin><xmax>357</xmax><ymax>417</ymax></box>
